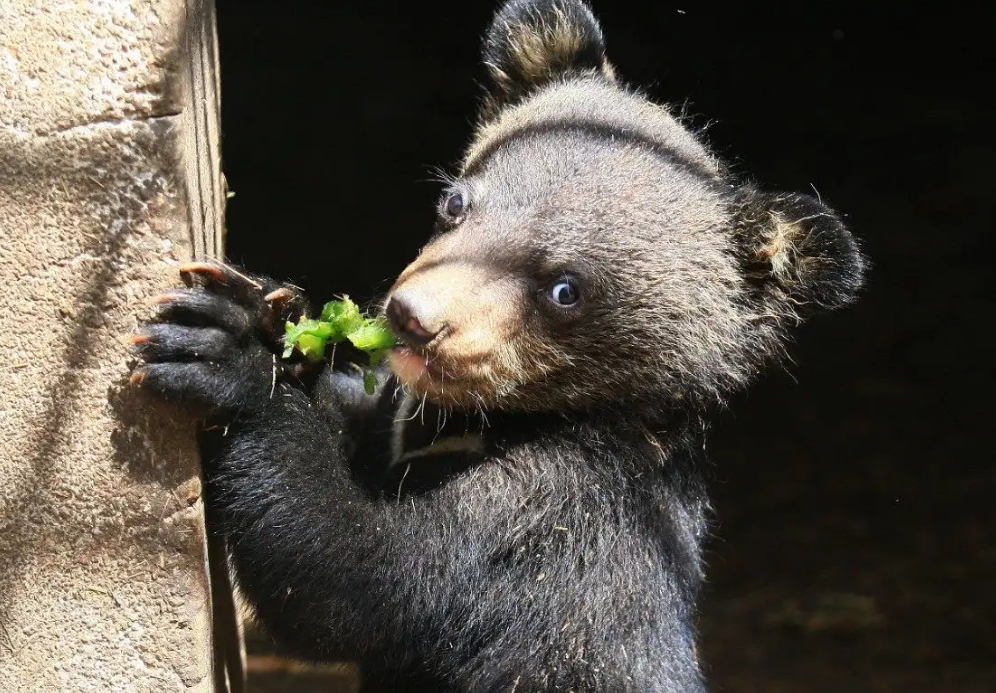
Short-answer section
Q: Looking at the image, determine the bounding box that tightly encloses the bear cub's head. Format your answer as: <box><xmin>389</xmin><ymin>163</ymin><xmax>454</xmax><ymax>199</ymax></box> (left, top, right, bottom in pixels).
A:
<box><xmin>385</xmin><ymin>0</ymin><xmax>865</xmax><ymax>416</ymax></box>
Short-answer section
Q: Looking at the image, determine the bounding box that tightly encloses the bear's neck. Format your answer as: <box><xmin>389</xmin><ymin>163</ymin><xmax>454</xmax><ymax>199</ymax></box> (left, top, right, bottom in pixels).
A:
<box><xmin>390</xmin><ymin>391</ymin><xmax>706</xmax><ymax>475</ymax></box>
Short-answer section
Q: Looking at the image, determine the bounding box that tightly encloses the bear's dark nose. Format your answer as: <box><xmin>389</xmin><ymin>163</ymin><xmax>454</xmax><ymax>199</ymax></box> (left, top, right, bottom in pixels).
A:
<box><xmin>386</xmin><ymin>294</ymin><xmax>438</xmax><ymax>347</ymax></box>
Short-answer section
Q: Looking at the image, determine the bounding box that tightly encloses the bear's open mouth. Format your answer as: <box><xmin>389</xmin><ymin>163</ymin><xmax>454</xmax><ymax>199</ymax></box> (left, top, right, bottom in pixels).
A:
<box><xmin>388</xmin><ymin>345</ymin><xmax>446</xmax><ymax>385</ymax></box>
<box><xmin>387</xmin><ymin>345</ymin><xmax>502</xmax><ymax>409</ymax></box>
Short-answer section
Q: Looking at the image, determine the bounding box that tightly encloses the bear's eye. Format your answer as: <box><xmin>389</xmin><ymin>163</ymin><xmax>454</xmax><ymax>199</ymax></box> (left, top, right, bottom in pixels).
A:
<box><xmin>443</xmin><ymin>192</ymin><xmax>466</xmax><ymax>218</ymax></box>
<box><xmin>548</xmin><ymin>280</ymin><xmax>580</xmax><ymax>307</ymax></box>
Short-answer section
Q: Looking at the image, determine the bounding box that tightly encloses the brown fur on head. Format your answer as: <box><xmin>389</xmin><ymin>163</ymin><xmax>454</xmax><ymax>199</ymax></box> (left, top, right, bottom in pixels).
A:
<box><xmin>384</xmin><ymin>0</ymin><xmax>865</xmax><ymax>416</ymax></box>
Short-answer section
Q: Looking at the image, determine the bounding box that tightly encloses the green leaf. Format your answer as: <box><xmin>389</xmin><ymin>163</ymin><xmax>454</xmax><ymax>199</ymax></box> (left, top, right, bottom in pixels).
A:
<box><xmin>284</xmin><ymin>318</ymin><xmax>335</xmax><ymax>362</ymax></box>
<box><xmin>367</xmin><ymin>348</ymin><xmax>388</xmax><ymax>367</ymax></box>
<box><xmin>284</xmin><ymin>318</ymin><xmax>334</xmax><ymax>343</ymax></box>
<box><xmin>282</xmin><ymin>320</ymin><xmax>296</xmax><ymax>358</ymax></box>
<box><xmin>320</xmin><ymin>297</ymin><xmax>364</xmax><ymax>335</ymax></box>
<box><xmin>363</xmin><ymin>369</ymin><xmax>378</xmax><ymax>395</ymax></box>
<box><xmin>296</xmin><ymin>333</ymin><xmax>327</xmax><ymax>360</ymax></box>
<box><xmin>346</xmin><ymin>316</ymin><xmax>397</xmax><ymax>352</ymax></box>
<box><xmin>282</xmin><ymin>296</ymin><xmax>396</xmax><ymax>368</ymax></box>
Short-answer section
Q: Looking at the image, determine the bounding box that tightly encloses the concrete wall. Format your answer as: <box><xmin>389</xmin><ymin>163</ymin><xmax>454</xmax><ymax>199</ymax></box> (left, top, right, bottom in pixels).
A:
<box><xmin>0</xmin><ymin>1</ymin><xmax>227</xmax><ymax>690</ymax></box>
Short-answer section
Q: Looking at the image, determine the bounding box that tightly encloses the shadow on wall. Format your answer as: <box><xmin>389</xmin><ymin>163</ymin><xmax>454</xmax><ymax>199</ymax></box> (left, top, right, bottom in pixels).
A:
<box><xmin>0</xmin><ymin>7</ymin><xmax>240</xmax><ymax>689</ymax></box>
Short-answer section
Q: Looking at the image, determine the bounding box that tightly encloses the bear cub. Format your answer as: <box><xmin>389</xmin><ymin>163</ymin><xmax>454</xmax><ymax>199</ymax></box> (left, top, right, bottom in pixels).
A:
<box><xmin>130</xmin><ymin>1</ymin><xmax>865</xmax><ymax>691</ymax></box>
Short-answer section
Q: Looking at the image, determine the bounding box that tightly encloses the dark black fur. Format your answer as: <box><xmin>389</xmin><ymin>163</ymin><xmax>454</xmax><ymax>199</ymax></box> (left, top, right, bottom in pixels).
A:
<box><xmin>131</xmin><ymin>2</ymin><xmax>864</xmax><ymax>691</ymax></box>
<box><xmin>731</xmin><ymin>187</ymin><xmax>866</xmax><ymax>318</ymax></box>
<box><xmin>134</xmin><ymin>263</ymin><xmax>710</xmax><ymax>691</ymax></box>
<box><xmin>479</xmin><ymin>0</ymin><xmax>614</xmax><ymax>118</ymax></box>
<box><xmin>483</xmin><ymin>0</ymin><xmax>606</xmax><ymax>83</ymax></box>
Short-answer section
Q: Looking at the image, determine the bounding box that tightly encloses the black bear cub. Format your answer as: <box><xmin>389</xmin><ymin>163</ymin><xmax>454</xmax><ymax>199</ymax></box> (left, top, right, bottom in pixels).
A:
<box><xmin>131</xmin><ymin>1</ymin><xmax>865</xmax><ymax>690</ymax></box>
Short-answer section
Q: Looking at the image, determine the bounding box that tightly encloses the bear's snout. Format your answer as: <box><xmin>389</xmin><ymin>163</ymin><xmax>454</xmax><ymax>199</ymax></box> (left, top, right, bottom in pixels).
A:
<box><xmin>386</xmin><ymin>292</ymin><xmax>440</xmax><ymax>348</ymax></box>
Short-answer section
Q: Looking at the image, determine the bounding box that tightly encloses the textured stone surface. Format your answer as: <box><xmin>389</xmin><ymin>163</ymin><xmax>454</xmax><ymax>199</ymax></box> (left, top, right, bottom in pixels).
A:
<box><xmin>0</xmin><ymin>1</ymin><xmax>223</xmax><ymax>691</ymax></box>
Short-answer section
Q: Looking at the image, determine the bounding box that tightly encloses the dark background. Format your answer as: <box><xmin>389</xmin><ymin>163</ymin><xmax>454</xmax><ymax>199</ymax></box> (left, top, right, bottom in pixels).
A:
<box><xmin>215</xmin><ymin>2</ymin><xmax>994</xmax><ymax>691</ymax></box>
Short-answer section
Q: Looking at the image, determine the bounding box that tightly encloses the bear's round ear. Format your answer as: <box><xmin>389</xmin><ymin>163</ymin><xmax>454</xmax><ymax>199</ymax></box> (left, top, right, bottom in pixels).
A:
<box><xmin>732</xmin><ymin>187</ymin><xmax>867</xmax><ymax>320</ymax></box>
<box><xmin>480</xmin><ymin>0</ymin><xmax>616</xmax><ymax>117</ymax></box>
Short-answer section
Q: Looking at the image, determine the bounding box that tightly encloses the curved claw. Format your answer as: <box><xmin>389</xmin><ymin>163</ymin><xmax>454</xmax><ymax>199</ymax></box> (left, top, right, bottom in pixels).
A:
<box><xmin>178</xmin><ymin>261</ymin><xmax>265</xmax><ymax>291</ymax></box>
<box><xmin>264</xmin><ymin>287</ymin><xmax>295</xmax><ymax>304</ymax></box>
<box><xmin>147</xmin><ymin>292</ymin><xmax>183</xmax><ymax>306</ymax></box>
<box><xmin>178</xmin><ymin>261</ymin><xmax>228</xmax><ymax>285</ymax></box>
<box><xmin>262</xmin><ymin>286</ymin><xmax>308</xmax><ymax>334</ymax></box>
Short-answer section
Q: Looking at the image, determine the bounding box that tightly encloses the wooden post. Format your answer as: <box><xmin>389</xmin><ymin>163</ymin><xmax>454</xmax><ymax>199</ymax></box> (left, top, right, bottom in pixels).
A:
<box><xmin>0</xmin><ymin>1</ymin><xmax>236</xmax><ymax>690</ymax></box>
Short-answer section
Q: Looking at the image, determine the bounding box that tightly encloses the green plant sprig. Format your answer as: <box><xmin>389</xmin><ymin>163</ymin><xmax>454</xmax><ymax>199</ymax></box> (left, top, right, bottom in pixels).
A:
<box><xmin>283</xmin><ymin>296</ymin><xmax>396</xmax><ymax>394</ymax></box>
